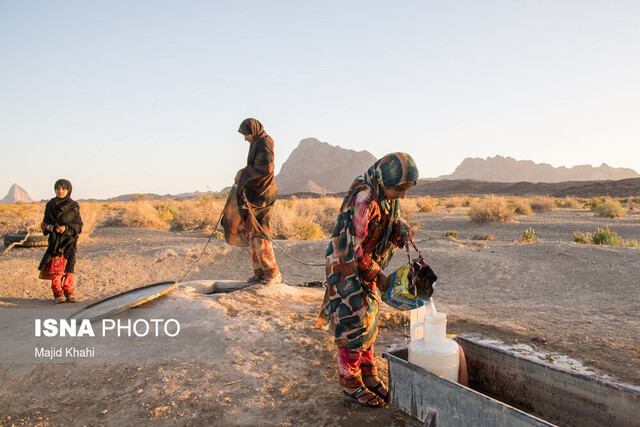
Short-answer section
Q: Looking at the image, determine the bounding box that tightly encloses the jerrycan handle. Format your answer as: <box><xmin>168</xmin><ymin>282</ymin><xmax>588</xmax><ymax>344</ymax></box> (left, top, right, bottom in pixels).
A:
<box><xmin>410</xmin><ymin>306</ymin><xmax>426</xmax><ymax>342</ymax></box>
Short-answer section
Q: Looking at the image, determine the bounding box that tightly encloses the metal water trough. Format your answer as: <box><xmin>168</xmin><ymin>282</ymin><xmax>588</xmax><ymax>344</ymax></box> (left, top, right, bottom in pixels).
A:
<box><xmin>384</xmin><ymin>337</ymin><xmax>640</xmax><ymax>426</ymax></box>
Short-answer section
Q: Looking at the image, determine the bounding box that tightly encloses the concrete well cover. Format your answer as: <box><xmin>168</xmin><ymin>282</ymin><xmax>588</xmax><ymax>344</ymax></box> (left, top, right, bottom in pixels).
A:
<box><xmin>67</xmin><ymin>281</ymin><xmax>178</xmax><ymax>321</ymax></box>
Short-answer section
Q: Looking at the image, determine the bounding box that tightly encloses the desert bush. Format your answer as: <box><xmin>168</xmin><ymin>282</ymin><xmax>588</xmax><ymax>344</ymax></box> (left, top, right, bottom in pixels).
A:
<box><xmin>399</xmin><ymin>198</ymin><xmax>420</xmax><ymax>213</ymax></box>
<box><xmin>271</xmin><ymin>196</ymin><xmax>342</xmax><ymax>239</ymax></box>
<box><xmin>444</xmin><ymin>196</ymin><xmax>466</xmax><ymax>208</ymax></box>
<box><xmin>573</xmin><ymin>227</ymin><xmax>636</xmax><ymax>247</ymax></box>
<box><xmin>468</xmin><ymin>196</ymin><xmax>515</xmax><ymax>223</ymax></box>
<box><xmin>555</xmin><ymin>197</ymin><xmax>580</xmax><ymax>208</ymax></box>
<box><xmin>171</xmin><ymin>196</ymin><xmax>224</xmax><ymax>233</ymax></box>
<box><xmin>586</xmin><ymin>197</ymin><xmax>606</xmax><ymax>211</ymax></box>
<box><xmin>593</xmin><ymin>199</ymin><xmax>625</xmax><ymax>218</ymax></box>
<box><xmin>130</xmin><ymin>194</ymin><xmax>152</xmax><ymax>201</ymax></box>
<box><xmin>472</xmin><ymin>233</ymin><xmax>494</xmax><ymax>241</ymax></box>
<box><xmin>519</xmin><ymin>227</ymin><xmax>536</xmax><ymax>243</ymax></box>
<box><xmin>296</xmin><ymin>222</ymin><xmax>324</xmax><ymax>240</ymax></box>
<box><xmin>509</xmin><ymin>198</ymin><xmax>532</xmax><ymax>215</ymax></box>
<box><xmin>416</xmin><ymin>196</ymin><xmax>436</xmax><ymax>213</ymax></box>
<box><xmin>592</xmin><ymin>227</ymin><xmax>623</xmax><ymax>246</ymax></box>
<box><xmin>445</xmin><ymin>230</ymin><xmax>457</xmax><ymax>238</ymax></box>
<box><xmin>572</xmin><ymin>231</ymin><xmax>593</xmax><ymax>244</ymax></box>
<box><xmin>528</xmin><ymin>196</ymin><xmax>556</xmax><ymax>212</ymax></box>
<box><xmin>156</xmin><ymin>199</ymin><xmax>178</xmax><ymax>221</ymax></box>
<box><xmin>78</xmin><ymin>203</ymin><xmax>103</xmax><ymax>239</ymax></box>
<box><xmin>118</xmin><ymin>201</ymin><xmax>170</xmax><ymax>231</ymax></box>
<box><xmin>0</xmin><ymin>202</ymin><xmax>44</xmax><ymax>235</ymax></box>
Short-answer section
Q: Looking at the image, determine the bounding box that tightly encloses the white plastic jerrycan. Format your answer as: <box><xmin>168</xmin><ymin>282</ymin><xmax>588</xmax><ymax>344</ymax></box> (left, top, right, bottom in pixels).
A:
<box><xmin>408</xmin><ymin>306</ymin><xmax>459</xmax><ymax>382</ymax></box>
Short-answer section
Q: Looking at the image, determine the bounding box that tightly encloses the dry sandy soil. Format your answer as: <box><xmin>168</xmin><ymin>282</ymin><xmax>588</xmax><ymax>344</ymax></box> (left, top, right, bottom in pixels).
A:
<box><xmin>1</xmin><ymin>208</ymin><xmax>639</xmax><ymax>426</ymax></box>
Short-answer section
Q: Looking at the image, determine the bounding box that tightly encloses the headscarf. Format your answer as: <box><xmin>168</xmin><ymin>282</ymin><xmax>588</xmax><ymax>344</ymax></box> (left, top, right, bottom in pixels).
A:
<box><xmin>316</xmin><ymin>153</ymin><xmax>418</xmax><ymax>349</ymax></box>
<box><xmin>238</xmin><ymin>118</ymin><xmax>266</xmax><ymax>137</ymax></box>
<box><xmin>224</xmin><ymin>118</ymin><xmax>277</xmax><ymax>239</ymax></box>
<box><xmin>346</xmin><ymin>152</ymin><xmax>419</xmax><ymax>268</ymax></box>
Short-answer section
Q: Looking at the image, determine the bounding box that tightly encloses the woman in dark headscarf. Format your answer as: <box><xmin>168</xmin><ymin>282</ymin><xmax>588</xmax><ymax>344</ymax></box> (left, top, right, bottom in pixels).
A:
<box><xmin>315</xmin><ymin>153</ymin><xmax>418</xmax><ymax>407</ymax></box>
<box><xmin>234</xmin><ymin>118</ymin><xmax>281</xmax><ymax>284</ymax></box>
<box><xmin>38</xmin><ymin>179</ymin><xmax>83</xmax><ymax>303</ymax></box>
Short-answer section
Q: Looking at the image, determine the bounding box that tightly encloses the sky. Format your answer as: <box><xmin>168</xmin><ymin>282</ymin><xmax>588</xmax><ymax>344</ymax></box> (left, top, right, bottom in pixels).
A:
<box><xmin>1</xmin><ymin>0</ymin><xmax>639</xmax><ymax>200</ymax></box>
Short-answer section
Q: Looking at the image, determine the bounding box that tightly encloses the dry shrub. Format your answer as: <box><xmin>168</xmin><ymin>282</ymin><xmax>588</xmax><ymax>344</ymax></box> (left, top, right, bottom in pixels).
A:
<box><xmin>415</xmin><ymin>196</ymin><xmax>436</xmax><ymax>213</ymax></box>
<box><xmin>593</xmin><ymin>199</ymin><xmax>626</xmax><ymax>218</ymax></box>
<box><xmin>519</xmin><ymin>227</ymin><xmax>536</xmax><ymax>243</ymax></box>
<box><xmin>555</xmin><ymin>197</ymin><xmax>580</xmax><ymax>208</ymax></box>
<box><xmin>509</xmin><ymin>198</ymin><xmax>532</xmax><ymax>215</ymax></box>
<box><xmin>296</xmin><ymin>222</ymin><xmax>324</xmax><ymax>240</ymax></box>
<box><xmin>156</xmin><ymin>199</ymin><xmax>178</xmax><ymax>221</ymax></box>
<box><xmin>171</xmin><ymin>196</ymin><xmax>225</xmax><ymax>233</ymax></box>
<box><xmin>472</xmin><ymin>233</ymin><xmax>494</xmax><ymax>241</ymax></box>
<box><xmin>0</xmin><ymin>202</ymin><xmax>44</xmax><ymax>235</ymax></box>
<box><xmin>586</xmin><ymin>197</ymin><xmax>606</xmax><ymax>211</ymax></box>
<box><xmin>468</xmin><ymin>196</ymin><xmax>515</xmax><ymax>223</ymax></box>
<box><xmin>271</xmin><ymin>196</ymin><xmax>342</xmax><ymax>239</ymax></box>
<box><xmin>399</xmin><ymin>198</ymin><xmax>420</xmax><ymax>213</ymax></box>
<box><xmin>528</xmin><ymin>196</ymin><xmax>556</xmax><ymax>212</ymax></box>
<box><xmin>78</xmin><ymin>203</ymin><xmax>103</xmax><ymax>239</ymax></box>
<box><xmin>119</xmin><ymin>201</ymin><xmax>170</xmax><ymax>231</ymax></box>
<box><xmin>444</xmin><ymin>196</ymin><xmax>467</xmax><ymax>208</ymax></box>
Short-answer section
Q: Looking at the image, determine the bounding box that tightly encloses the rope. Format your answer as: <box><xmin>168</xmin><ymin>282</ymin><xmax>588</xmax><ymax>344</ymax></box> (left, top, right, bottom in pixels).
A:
<box><xmin>179</xmin><ymin>187</ymin><xmax>324</xmax><ymax>284</ymax></box>
<box><xmin>177</xmin><ymin>195</ymin><xmax>230</xmax><ymax>283</ymax></box>
<box><xmin>242</xmin><ymin>192</ymin><xmax>325</xmax><ymax>267</ymax></box>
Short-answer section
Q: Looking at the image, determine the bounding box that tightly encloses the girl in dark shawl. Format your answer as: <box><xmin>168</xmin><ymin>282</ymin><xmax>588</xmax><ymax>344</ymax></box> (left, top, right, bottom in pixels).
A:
<box><xmin>233</xmin><ymin>118</ymin><xmax>281</xmax><ymax>284</ymax></box>
<box><xmin>38</xmin><ymin>179</ymin><xmax>83</xmax><ymax>303</ymax></box>
<box><xmin>316</xmin><ymin>153</ymin><xmax>418</xmax><ymax>407</ymax></box>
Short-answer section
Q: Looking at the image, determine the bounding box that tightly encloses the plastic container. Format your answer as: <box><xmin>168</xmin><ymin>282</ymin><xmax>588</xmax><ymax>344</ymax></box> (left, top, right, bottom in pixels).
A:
<box><xmin>409</xmin><ymin>310</ymin><xmax>459</xmax><ymax>382</ymax></box>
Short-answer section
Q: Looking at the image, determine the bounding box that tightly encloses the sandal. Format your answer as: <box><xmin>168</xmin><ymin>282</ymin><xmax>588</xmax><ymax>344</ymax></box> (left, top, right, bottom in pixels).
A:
<box><xmin>247</xmin><ymin>275</ymin><xmax>264</xmax><ymax>284</ymax></box>
<box><xmin>366</xmin><ymin>381</ymin><xmax>389</xmax><ymax>402</ymax></box>
<box><xmin>343</xmin><ymin>386</ymin><xmax>385</xmax><ymax>408</ymax></box>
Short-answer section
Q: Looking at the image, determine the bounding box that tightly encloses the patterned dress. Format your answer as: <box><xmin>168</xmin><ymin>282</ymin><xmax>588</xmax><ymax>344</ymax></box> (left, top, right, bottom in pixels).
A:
<box><xmin>316</xmin><ymin>153</ymin><xmax>419</xmax><ymax>350</ymax></box>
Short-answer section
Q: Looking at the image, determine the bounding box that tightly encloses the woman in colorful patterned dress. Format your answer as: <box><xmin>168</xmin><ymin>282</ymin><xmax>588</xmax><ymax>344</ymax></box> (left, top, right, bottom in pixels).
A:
<box><xmin>316</xmin><ymin>153</ymin><xmax>418</xmax><ymax>407</ymax></box>
<box><xmin>234</xmin><ymin>118</ymin><xmax>281</xmax><ymax>284</ymax></box>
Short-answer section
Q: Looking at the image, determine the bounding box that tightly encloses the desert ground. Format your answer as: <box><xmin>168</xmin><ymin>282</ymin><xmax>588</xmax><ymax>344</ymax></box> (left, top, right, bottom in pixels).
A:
<box><xmin>1</xmin><ymin>207</ymin><xmax>639</xmax><ymax>426</ymax></box>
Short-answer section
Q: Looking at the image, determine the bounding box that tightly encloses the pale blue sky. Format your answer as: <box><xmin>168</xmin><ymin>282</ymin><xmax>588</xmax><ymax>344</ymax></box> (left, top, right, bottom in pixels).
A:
<box><xmin>1</xmin><ymin>1</ymin><xmax>639</xmax><ymax>200</ymax></box>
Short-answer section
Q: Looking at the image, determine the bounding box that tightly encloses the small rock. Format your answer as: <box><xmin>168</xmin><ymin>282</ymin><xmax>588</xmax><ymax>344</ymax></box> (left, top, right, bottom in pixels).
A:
<box><xmin>101</xmin><ymin>409</ymin><xmax>108</xmax><ymax>415</ymax></box>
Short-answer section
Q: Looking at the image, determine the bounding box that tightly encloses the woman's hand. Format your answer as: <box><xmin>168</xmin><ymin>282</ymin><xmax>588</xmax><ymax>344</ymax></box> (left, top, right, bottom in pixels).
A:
<box><xmin>376</xmin><ymin>270</ymin><xmax>389</xmax><ymax>293</ymax></box>
<box><xmin>55</xmin><ymin>225</ymin><xmax>66</xmax><ymax>234</ymax></box>
<box><xmin>398</xmin><ymin>221</ymin><xmax>415</xmax><ymax>248</ymax></box>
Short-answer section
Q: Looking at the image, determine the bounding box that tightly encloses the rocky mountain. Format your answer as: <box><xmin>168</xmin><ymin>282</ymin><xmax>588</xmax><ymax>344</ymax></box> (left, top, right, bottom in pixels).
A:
<box><xmin>275</xmin><ymin>138</ymin><xmax>377</xmax><ymax>195</ymax></box>
<box><xmin>413</xmin><ymin>177</ymin><xmax>640</xmax><ymax>198</ymax></box>
<box><xmin>438</xmin><ymin>155</ymin><xmax>639</xmax><ymax>183</ymax></box>
<box><xmin>1</xmin><ymin>184</ymin><xmax>34</xmax><ymax>204</ymax></box>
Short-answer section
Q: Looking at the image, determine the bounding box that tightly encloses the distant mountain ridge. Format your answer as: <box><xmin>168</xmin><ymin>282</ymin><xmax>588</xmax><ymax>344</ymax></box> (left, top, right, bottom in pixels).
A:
<box><xmin>413</xmin><ymin>177</ymin><xmax>640</xmax><ymax>198</ymax></box>
<box><xmin>438</xmin><ymin>155</ymin><xmax>639</xmax><ymax>183</ymax></box>
<box><xmin>1</xmin><ymin>184</ymin><xmax>33</xmax><ymax>204</ymax></box>
<box><xmin>275</xmin><ymin>138</ymin><xmax>376</xmax><ymax>195</ymax></box>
